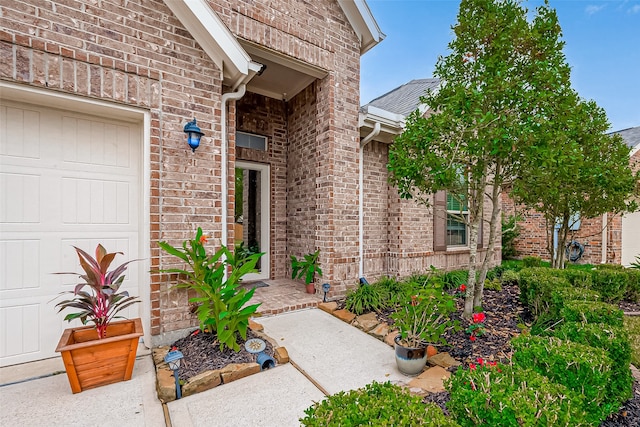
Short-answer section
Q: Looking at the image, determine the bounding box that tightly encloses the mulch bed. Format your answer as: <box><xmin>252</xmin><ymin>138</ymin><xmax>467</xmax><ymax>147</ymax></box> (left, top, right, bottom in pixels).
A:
<box><xmin>171</xmin><ymin>329</ymin><xmax>275</xmax><ymax>381</ymax></box>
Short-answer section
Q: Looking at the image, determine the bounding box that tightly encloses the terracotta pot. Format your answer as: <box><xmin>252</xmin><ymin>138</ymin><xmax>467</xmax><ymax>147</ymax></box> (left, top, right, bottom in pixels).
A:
<box><xmin>55</xmin><ymin>318</ymin><xmax>143</xmax><ymax>393</ymax></box>
<box><xmin>394</xmin><ymin>335</ymin><xmax>427</xmax><ymax>376</ymax></box>
<box><xmin>305</xmin><ymin>283</ymin><xmax>316</xmax><ymax>294</ymax></box>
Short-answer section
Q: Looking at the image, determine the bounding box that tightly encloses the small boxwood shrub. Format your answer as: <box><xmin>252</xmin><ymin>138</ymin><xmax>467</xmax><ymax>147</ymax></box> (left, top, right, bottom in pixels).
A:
<box><xmin>590</xmin><ymin>269</ymin><xmax>628</xmax><ymax>303</ymax></box>
<box><xmin>345</xmin><ymin>283</ymin><xmax>388</xmax><ymax>315</ymax></box>
<box><xmin>561</xmin><ymin>301</ymin><xmax>624</xmax><ymax>327</ymax></box>
<box><xmin>518</xmin><ymin>268</ymin><xmax>570</xmax><ymax>317</ymax></box>
<box><xmin>560</xmin><ymin>269</ymin><xmax>593</xmax><ymax>288</ymax></box>
<box><xmin>500</xmin><ymin>269</ymin><xmax>520</xmax><ymax>286</ymax></box>
<box><xmin>446</xmin><ymin>363</ymin><xmax>590</xmax><ymax>426</ymax></box>
<box><xmin>301</xmin><ymin>381</ymin><xmax>459</xmax><ymax>427</ymax></box>
<box><xmin>554</xmin><ymin>322</ymin><xmax>633</xmax><ymax>406</ymax></box>
<box><xmin>522</xmin><ymin>256</ymin><xmax>544</xmax><ymax>268</ymax></box>
<box><xmin>512</xmin><ymin>335</ymin><xmax>614</xmax><ymax>421</ymax></box>
<box><xmin>625</xmin><ymin>269</ymin><xmax>640</xmax><ymax>302</ymax></box>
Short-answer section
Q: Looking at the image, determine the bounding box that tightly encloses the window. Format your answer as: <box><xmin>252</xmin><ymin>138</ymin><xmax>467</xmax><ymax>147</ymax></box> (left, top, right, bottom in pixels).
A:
<box><xmin>236</xmin><ymin>131</ymin><xmax>267</xmax><ymax>151</ymax></box>
<box><xmin>446</xmin><ymin>193</ymin><xmax>468</xmax><ymax>246</ymax></box>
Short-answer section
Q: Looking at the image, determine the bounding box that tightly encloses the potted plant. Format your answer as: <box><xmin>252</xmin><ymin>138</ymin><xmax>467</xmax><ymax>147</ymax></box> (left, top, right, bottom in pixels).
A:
<box><xmin>291</xmin><ymin>249</ymin><xmax>322</xmax><ymax>294</ymax></box>
<box><xmin>391</xmin><ymin>282</ymin><xmax>457</xmax><ymax>376</ymax></box>
<box><xmin>53</xmin><ymin>244</ymin><xmax>142</xmax><ymax>393</ymax></box>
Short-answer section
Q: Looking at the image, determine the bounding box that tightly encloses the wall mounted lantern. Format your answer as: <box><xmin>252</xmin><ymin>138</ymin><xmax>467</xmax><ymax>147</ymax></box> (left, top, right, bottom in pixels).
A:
<box><xmin>164</xmin><ymin>348</ymin><xmax>184</xmax><ymax>399</ymax></box>
<box><xmin>184</xmin><ymin>118</ymin><xmax>204</xmax><ymax>152</ymax></box>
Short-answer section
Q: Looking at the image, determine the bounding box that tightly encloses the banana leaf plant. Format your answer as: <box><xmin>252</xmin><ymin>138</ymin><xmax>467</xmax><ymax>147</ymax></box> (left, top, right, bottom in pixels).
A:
<box><xmin>53</xmin><ymin>245</ymin><xmax>140</xmax><ymax>339</ymax></box>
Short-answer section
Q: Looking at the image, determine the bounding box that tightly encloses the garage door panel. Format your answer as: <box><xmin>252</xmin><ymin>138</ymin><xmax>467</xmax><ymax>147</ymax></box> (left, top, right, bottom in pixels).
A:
<box><xmin>0</xmin><ymin>239</ymin><xmax>40</xmax><ymax>291</ymax></box>
<box><xmin>0</xmin><ymin>99</ymin><xmax>142</xmax><ymax>366</ymax></box>
<box><xmin>0</xmin><ymin>172</ymin><xmax>40</xmax><ymax>224</ymax></box>
<box><xmin>0</xmin><ymin>106</ymin><xmax>41</xmax><ymax>159</ymax></box>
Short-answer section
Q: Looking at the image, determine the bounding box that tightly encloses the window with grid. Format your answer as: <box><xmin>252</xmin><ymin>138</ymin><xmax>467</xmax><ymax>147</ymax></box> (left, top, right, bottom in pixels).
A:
<box><xmin>446</xmin><ymin>193</ymin><xmax>468</xmax><ymax>246</ymax></box>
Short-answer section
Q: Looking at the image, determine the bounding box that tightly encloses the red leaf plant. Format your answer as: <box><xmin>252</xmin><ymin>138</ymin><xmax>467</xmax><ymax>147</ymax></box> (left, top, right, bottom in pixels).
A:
<box><xmin>53</xmin><ymin>244</ymin><xmax>140</xmax><ymax>339</ymax></box>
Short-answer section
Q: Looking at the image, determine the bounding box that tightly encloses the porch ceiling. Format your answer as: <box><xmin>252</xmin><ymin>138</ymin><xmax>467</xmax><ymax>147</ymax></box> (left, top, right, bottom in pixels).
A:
<box><xmin>239</xmin><ymin>40</ymin><xmax>328</xmax><ymax>102</ymax></box>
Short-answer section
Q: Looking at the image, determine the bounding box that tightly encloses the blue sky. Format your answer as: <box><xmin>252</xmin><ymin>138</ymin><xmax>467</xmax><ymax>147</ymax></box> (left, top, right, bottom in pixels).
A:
<box><xmin>361</xmin><ymin>0</ymin><xmax>640</xmax><ymax>131</ymax></box>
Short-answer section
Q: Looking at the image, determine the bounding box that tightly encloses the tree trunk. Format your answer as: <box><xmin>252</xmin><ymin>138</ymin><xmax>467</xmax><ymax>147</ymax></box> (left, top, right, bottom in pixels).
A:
<box><xmin>463</xmin><ymin>175</ymin><xmax>486</xmax><ymax>319</ymax></box>
<box><xmin>475</xmin><ymin>171</ymin><xmax>501</xmax><ymax>309</ymax></box>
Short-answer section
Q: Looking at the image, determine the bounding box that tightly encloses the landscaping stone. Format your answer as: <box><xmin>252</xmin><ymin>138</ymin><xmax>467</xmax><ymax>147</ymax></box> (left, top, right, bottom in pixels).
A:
<box><xmin>274</xmin><ymin>347</ymin><xmax>290</xmax><ymax>364</ymax></box>
<box><xmin>318</xmin><ymin>301</ymin><xmax>338</xmax><ymax>313</ymax></box>
<box><xmin>384</xmin><ymin>330</ymin><xmax>399</xmax><ymax>347</ymax></box>
<box><xmin>355</xmin><ymin>312</ymin><xmax>379</xmax><ymax>332</ymax></box>
<box><xmin>370</xmin><ymin>323</ymin><xmax>389</xmax><ymax>339</ymax></box>
<box><xmin>220</xmin><ymin>363</ymin><xmax>260</xmax><ymax>384</ymax></box>
<box><xmin>182</xmin><ymin>370</ymin><xmax>222</xmax><ymax>397</ymax></box>
<box><xmin>332</xmin><ymin>309</ymin><xmax>356</xmax><ymax>323</ymax></box>
<box><xmin>248</xmin><ymin>319</ymin><xmax>264</xmax><ymax>332</ymax></box>
<box><xmin>408</xmin><ymin>366</ymin><xmax>450</xmax><ymax>393</ymax></box>
<box><xmin>427</xmin><ymin>352</ymin><xmax>461</xmax><ymax>368</ymax></box>
<box><xmin>631</xmin><ymin>364</ymin><xmax>640</xmax><ymax>382</ymax></box>
<box><xmin>156</xmin><ymin>367</ymin><xmax>177</xmax><ymax>403</ymax></box>
<box><xmin>152</xmin><ymin>346</ymin><xmax>170</xmax><ymax>366</ymax></box>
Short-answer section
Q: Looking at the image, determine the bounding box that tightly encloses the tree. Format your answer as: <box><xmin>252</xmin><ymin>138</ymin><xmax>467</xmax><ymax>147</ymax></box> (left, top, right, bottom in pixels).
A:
<box><xmin>511</xmin><ymin>95</ymin><xmax>638</xmax><ymax>268</ymax></box>
<box><xmin>388</xmin><ymin>0</ymin><xmax>572</xmax><ymax>318</ymax></box>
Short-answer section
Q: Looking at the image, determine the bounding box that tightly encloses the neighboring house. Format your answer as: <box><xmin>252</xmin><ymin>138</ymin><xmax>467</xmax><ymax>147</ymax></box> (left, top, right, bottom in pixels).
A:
<box><xmin>502</xmin><ymin>126</ymin><xmax>640</xmax><ymax>266</ymax></box>
<box><xmin>0</xmin><ymin>4</ymin><xmax>496</xmax><ymax>368</ymax></box>
<box><xmin>359</xmin><ymin>79</ymin><xmax>498</xmax><ymax>279</ymax></box>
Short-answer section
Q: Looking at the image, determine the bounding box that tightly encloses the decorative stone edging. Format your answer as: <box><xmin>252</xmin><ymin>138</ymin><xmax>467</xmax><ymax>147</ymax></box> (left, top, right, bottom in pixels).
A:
<box><xmin>152</xmin><ymin>323</ymin><xmax>289</xmax><ymax>403</ymax></box>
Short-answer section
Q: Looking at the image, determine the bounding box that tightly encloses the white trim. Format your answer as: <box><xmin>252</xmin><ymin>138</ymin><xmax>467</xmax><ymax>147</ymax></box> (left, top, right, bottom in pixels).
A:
<box><xmin>235</xmin><ymin>161</ymin><xmax>271</xmax><ymax>281</ymax></box>
<box><xmin>164</xmin><ymin>0</ymin><xmax>255</xmax><ymax>88</ymax></box>
<box><xmin>337</xmin><ymin>0</ymin><xmax>386</xmax><ymax>54</ymax></box>
<box><xmin>0</xmin><ymin>81</ymin><xmax>152</xmax><ymax>349</ymax></box>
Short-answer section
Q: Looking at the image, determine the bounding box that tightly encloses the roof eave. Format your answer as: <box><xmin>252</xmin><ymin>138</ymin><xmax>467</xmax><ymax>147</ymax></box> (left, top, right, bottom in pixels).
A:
<box><xmin>164</xmin><ymin>0</ymin><xmax>253</xmax><ymax>88</ymax></box>
<box><xmin>337</xmin><ymin>0</ymin><xmax>386</xmax><ymax>55</ymax></box>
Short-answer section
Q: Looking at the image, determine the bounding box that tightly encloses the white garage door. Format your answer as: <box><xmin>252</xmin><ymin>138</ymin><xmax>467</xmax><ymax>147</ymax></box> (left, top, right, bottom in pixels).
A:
<box><xmin>622</xmin><ymin>211</ymin><xmax>640</xmax><ymax>266</ymax></box>
<box><xmin>0</xmin><ymin>100</ymin><xmax>143</xmax><ymax>366</ymax></box>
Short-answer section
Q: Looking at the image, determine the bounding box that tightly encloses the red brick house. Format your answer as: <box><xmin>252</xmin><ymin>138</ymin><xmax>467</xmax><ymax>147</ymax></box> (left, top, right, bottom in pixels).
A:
<box><xmin>501</xmin><ymin>126</ymin><xmax>640</xmax><ymax>266</ymax></box>
<box><xmin>0</xmin><ymin>2</ymin><xmax>496</xmax><ymax>366</ymax></box>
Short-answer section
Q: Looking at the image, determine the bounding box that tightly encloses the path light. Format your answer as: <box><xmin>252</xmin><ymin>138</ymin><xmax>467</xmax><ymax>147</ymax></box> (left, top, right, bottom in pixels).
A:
<box><xmin>164</xmin><ymin>348</ymin><xmax>184</xmax><ymax>399</ymax></box>
<box><xmin>322</xmin><ymin>283</ymin><xmax>331</xmax><ymax>302</ymax></box>
<box><xmin>183</xmin><ymin>118</ymin><xmax>204</xmax><ymax>152</ymax></box>
<box><xmin>359</xmin><ymin>277</ymin><xmax>369</xmax><ymax>286</ymax></box>
<box><xmin>244</xmin><ymin>338</ymin><xmax>275</xmax><ymax>370</ymax></box>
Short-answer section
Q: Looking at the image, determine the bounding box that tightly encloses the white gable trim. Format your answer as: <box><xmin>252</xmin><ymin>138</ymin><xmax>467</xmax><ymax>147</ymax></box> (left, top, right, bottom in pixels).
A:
<box><xmin>338</xmin><ymin>0</ymin><xmax>385</xmax><ymax>54</ymax></box>
<box><xmin>164</xmin><ymin>0</ymin><xmax>259</xmax><ymax>88</ymax></box>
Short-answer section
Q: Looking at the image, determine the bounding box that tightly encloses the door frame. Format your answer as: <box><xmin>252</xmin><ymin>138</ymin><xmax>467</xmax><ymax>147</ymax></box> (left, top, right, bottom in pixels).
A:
<box><xmin>235</xmin><ymin>161</ymin><xmax>270</xmax><ymax>280</ymax></box>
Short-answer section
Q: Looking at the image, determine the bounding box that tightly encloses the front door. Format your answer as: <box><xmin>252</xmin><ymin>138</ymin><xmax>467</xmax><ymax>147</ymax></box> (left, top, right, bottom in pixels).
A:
<box><xmin>234</xmin><ymin>162</ymin><xmax>270</xmax><ymax>280</ymax></box>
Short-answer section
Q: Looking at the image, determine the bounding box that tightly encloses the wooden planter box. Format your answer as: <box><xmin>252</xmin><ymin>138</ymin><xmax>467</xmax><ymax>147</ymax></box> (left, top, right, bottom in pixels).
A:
<box><xmin>55</xmin><ymin>318</ymin><xmax>143</xmax><ymax>393</ymax></box>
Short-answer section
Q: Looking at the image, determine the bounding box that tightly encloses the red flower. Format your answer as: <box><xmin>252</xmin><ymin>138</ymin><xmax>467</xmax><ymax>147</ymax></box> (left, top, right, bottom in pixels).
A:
<box><xmin>199</xmin><ymin>235</ymin><xmax>208</xmax><ymax>244</ymax></box>
<box><xmin>410</xmin><ymin>295</ymin><xmax>418</xmax><ymax>306</ymax></box>
<box><xmin>470</xmin><ymin>335</ymin><xmax>477</xmax><ymax>342</ymax></box>
<box><xmin>469</xmin><ymin>363</ymin><xmax>476</xmax><ymax>370</ymax></box>
<box><xmin>472</xmin><ymin>312</ymin><xmax>486</xmax><ymax>324</ymax></box>
<box><xmin>487</xmin><ymin>361</ymin><xmax>497</xmax><ymax>367</ymax></box>
<box><xmin>459</xmin><ymin>284</ymin><xmax>466</xmax><ymax>292</ymax></box>
<box><xmin>476</xmin><ymin>357</ymin><xmax>484</xmax><ymax>366</ymax></box>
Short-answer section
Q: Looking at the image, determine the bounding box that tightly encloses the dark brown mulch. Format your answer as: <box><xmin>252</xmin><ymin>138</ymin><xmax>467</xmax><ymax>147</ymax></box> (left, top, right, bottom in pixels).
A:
<box><xmin>171</xmin><ymin>329</ymin><xmax>274</xmax><ymax>381</ymax></box>
<box><xmin>620</xmin><ymin>300</ymin><xmax>640</xmax><ymax>313</ymax></box>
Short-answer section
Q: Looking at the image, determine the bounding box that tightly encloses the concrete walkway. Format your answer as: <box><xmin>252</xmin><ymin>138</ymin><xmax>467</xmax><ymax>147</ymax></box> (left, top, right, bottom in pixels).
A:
<box><xmin>1</xmin><ymin>309</ymin><xmax>410</xmax><ymax>426</ymax></box>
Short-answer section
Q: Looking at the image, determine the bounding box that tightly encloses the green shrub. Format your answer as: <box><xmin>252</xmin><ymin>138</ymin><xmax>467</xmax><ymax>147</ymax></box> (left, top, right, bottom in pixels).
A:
<box><xmin>512</xmin><ymin>335</ymin><xmax>614</xmax><ymax>421</ymax></box>
<box><xmin>500</xmin><ymin>269</ymin><xmax>520</xmax><ymax>286</ymax></box>
<box><xmin>625</xmin><ymin>269</ymin><xmax>640</xmax><ymax>302</ymax></box>
<box><xmin>561</xmin><ymin>301</ymin><xmax>624</xmax><ymax>327</ymax></box>
<box><xmin>501</xmin><ymin>214</ymin><xmax>521</xmax><ymax>260</ymax></box>
<box><xmin>447</xmin><ymin>363</ymin><xmax>590</xmax><ymax>427</ymax></box>
<box><xmin>345</xmin><ymin>283</ymin><xmax>388</xmax><ymax>315</ymax></box>
<box><xmin>560</xmin><ymin>269</ymin><xmax>593</xmax><ymax>288</ymax></box>
<box><xmin>439</xmin><ymin>269</ymin><xmax>468</xmax><ymax>291</ymax></box>
<box><xmin>522</xmin><ymin>256</ymin><xmax>543</xmax><ymax>268</ymax></box>
<box><xmin>501</xmin><ymin>259</ymin><xmax>525</xmax><ymax>272</ymax></box>
<box><xmin>484</xmin><ymin>278</ymin><xmax>502</xmax><ymax>291</ymax></box>
<box><xmin>374</xmin><ymin>276</ymin><xmax>413</xmax><ymax>306</ymax></box>
<box><xmin>486</xmin><ymin>264</ymin><xmax>505</xmax><ymax>280</ymax></box>
<box><xmin>625</xmin><ymin>316</ymin><xmax>640</xmax><ymax>367</ymax></box>
<box><xmin>590</xmin><ymin>269</ymin><xmax>628</xmax><ymax>303</ymax></box>
<box><xmin>554</xmin><ymin>322</ymin><xmax>633</xmax><ymax>406</ymax></box>
<box><xmin>595</xmin><ymin>263</ymin><xmax>626</xmax><ymax>271</ymax></box>
<box><xmin>301</xmin><ymin>381</ymin><xmax>459</xmax><ymax>427</ymax></box>
<box><xmin>518</xmin><ymin>268</ymin><xmax>570</xmax><ymax>317</ymax></box>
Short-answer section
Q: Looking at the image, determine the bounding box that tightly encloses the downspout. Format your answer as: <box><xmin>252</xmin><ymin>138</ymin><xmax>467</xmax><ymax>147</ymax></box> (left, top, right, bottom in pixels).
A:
<box><xmin>359</xmin><ymin>122</ymin><xmax>380</xmax><ymax>277</ymax></box>
<box><xmin>221</xmin><ymin>84</ymin><xmax>247</xmax><ymax>258</ymax></box>
<box><xmin>601</xmin><ymin>213</ymin><xmax>608</xmax><ymax>264</ymax></box>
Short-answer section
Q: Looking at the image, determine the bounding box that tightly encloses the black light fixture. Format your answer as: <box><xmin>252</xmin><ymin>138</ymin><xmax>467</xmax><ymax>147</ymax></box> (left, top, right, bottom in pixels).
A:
<box><xmin>359</xmin><ymin>277</ymin><xmax>369</xmax><ymax>286</ymax></box>
<box><xmin>183</xmin><ymin>118</ymin><xmax>204</xmax><ymax>152</ymax></box>
<box><xmin>164</xmin><ymin>349</ymin><xmax>184</xmax><ymax>399</ymax></box>
<box><xmin>322</xmin><ymin>283</ymin><xmax>331</xmax><ymax>302</ymax></box>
